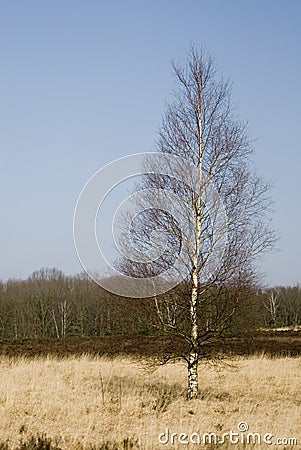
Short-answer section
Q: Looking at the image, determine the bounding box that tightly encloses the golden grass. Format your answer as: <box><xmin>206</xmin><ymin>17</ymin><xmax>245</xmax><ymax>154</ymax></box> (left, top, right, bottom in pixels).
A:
<box><xmin>0</xmin><ymin>354</ymin><xmax>300</xmax><ymax>449</ymax></box>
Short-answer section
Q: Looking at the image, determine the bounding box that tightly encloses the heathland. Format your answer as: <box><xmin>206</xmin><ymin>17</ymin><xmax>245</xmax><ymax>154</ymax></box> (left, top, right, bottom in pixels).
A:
<box><xmin>0</xmin><ymin>335</ymin><xmax>300</xmax><ymax>449</ymax></box>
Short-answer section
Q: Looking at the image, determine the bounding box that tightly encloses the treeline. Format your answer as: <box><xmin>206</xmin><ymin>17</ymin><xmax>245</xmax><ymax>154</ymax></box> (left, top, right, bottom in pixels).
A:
<box><xmin>0</xmin><ymin>268</ymin><xmax>155</xmax><ymax>339</ymax></box>
<box><xmin>0</xmin><ymin>267</ymin><xmax>300</xmax><ymax>339</ymax></box>
<box><xmin>262</xmin><ymin>285</ymin><xmax>301</xmax><ymax>328</ymax></box>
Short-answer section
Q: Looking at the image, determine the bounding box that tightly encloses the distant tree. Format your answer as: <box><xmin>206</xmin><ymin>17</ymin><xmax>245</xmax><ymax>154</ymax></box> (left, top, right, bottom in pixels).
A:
<box><xmin>276</xmin><ymin>285</ymin><xmax>301</xmax><ymax>327</ymax></box>
<box><xmin>27</xmin><ymin>268</ymin><xmax>68</xmax><ymax>337</ymax></box>
<box><xmin>263</xmin><ymin>289</ymin><xmax>279</xmax><ymax>328</ymax></box>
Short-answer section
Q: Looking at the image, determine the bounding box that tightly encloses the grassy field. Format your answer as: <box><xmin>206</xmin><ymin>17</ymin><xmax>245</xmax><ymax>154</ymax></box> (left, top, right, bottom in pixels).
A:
<box><xmin>0</xmin><ymin>353</ymin><xmax>300</xmax><ymax>449</ymax></box>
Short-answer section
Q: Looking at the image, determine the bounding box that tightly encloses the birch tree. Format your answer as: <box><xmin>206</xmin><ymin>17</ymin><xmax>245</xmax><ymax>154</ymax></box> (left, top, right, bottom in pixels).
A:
<box><xmin>118</xmin><ymin>46</ymin><xmax>276</xmax><ymax>399</ymax></box>
<box><xmin>263</xmin><ymin>290</ymin><xmax>279</xmax><ymax>327</ymax></box>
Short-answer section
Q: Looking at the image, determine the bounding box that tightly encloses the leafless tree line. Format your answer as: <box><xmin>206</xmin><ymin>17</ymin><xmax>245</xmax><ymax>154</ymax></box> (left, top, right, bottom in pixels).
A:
<box><xmin>0</xmin><ymin>268</ymin><xmax>154</xmax><ymax>339</ymax></box>
<box><xmin>0</xmin><ymin>267</ymin><xmax>299</xmax><ymax>340</ymax></box>
<box><xmin>263</xmin><ymin>285</ymin><xmax>301</xmax><ymax>328</ymax></box>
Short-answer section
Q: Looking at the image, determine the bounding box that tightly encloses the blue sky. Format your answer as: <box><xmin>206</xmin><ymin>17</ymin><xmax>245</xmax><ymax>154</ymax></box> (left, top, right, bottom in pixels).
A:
<box><xmin>0</xmin><ymin>0</ymin><xmax>300</xmax><ymax>286</ymax></box>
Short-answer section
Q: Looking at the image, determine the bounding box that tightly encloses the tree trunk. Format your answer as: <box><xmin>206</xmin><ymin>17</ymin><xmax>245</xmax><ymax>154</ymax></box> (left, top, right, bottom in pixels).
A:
<box><xmin>188</xmin><ymin>350</ymin><xmax>198</xmax><ymax>399</ymax></box>
<box><xmin>187</xmin><ymin>77</ymin><xmax>203</xmax><ymax>399</ymax></box>
<box><xmin>188</xmin><ymin>273</ymin><xmax>199</xmax><ymax>399</ymax></box>
<box><xmin>52</xmin><ymin>308</ymin><xmax>60</xmax><ymax>338</ymax></box>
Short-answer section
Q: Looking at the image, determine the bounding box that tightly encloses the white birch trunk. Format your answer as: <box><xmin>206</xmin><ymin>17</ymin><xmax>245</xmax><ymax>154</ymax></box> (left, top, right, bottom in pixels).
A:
<box><xmin>188</xmin><ymin>350</ymin><xmax>198</xmax><ymax>399</ymax></box>
<box><xmin>188</xmin><ymin>274</ymin><xmax>199</xmax><ymax>399</ymax></box>
<box><xmin>187</xmin><ymin>107</ymin><xmax>203</xmax><ymax>399</ymax></box>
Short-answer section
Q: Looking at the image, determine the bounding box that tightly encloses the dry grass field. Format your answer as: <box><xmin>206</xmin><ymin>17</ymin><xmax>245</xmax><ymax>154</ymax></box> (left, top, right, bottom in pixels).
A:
<box><xmin>0</xmin><ymin>354</ymin><xmax>300</xmax><ymax>449</ymax></box>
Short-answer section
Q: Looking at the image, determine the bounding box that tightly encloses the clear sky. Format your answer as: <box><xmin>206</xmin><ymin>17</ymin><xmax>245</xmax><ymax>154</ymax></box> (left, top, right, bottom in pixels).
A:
<box><xmin>0</xmin><ymin>0</ymin><xmax>300</xmax><ymax>286</ymax></box>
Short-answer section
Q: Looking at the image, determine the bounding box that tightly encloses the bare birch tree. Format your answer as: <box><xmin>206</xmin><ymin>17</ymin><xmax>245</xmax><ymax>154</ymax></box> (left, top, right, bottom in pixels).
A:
<box><xmin>118</xmin><ymin>46</ymin><xmax>276</xmax><ymax>399</ymax></box>
<box><xmin>263</xmin><ymin>290</ymin><xmax>279</xmax><ymax>327</ymax></box>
